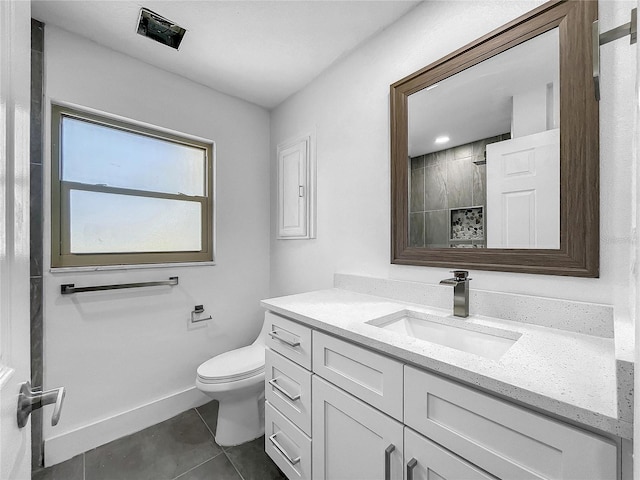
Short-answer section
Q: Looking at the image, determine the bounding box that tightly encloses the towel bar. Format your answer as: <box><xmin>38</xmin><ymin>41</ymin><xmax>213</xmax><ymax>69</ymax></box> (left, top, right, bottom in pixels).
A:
<box><xmin>61</xmin><ymin>277</ymin><xmax>178</xmax><ymax>295</ymax></box>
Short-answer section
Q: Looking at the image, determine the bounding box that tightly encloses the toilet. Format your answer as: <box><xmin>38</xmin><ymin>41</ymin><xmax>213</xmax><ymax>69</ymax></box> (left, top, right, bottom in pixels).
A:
<box><xmin>195</xmin><ymin>318</ymin><xmax>269</xmax><ymax>447</ymax></box>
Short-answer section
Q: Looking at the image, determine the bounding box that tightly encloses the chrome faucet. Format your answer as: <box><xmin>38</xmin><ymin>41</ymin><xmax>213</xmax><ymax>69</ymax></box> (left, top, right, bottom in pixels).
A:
<box><xmin>439</xmin><ymin>270</ymin><xmax>472</xmax><ymax>318</ymax></box>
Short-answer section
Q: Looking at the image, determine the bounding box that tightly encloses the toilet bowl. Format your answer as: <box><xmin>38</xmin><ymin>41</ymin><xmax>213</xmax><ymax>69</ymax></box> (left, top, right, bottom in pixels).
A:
<box><xmin>195</xmin><ymin>318</ymin><xmax>269</xmax><ymax>447</ymax></box>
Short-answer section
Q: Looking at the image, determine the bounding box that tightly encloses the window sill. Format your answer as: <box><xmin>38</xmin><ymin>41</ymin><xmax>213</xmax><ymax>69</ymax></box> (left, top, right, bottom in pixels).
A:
<box><xmin>49</xmin><ymin>261</ymin><xmax>216</xmax><ymax>274</ymax></box>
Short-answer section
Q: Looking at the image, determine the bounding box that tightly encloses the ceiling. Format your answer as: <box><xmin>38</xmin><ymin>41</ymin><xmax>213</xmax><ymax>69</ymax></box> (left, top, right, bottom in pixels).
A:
<box><xmin>31</xmin><ymin>0</ymin><xmax>420</xmax><ymax>109</ymax></box>
<box><xmin>408</xmin><ymin>27</ymin><xmax>559</xmax><ymax>157</ymax></box>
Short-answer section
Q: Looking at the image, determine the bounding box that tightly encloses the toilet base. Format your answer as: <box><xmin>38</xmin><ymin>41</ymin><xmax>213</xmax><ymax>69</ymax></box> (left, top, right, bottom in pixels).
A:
<box><xmin>214</xmin><ymin>393</ymin><xmax>265</xmax><ymax>447</ymax></box>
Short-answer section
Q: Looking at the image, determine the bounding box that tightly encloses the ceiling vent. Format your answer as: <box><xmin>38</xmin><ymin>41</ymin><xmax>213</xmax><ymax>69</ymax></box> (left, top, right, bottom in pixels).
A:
<box><xmin>136</xmin><ymin>8</ymin><xmax>186</xmax><ymax>50</ymax></box>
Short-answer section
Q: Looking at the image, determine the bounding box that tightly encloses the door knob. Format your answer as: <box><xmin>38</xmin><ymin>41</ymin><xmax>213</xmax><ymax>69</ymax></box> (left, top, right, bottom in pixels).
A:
<box><xmin>17</xmin><ymin>381</ymin><xmax>65</xmax><ymax>428</ymax></box>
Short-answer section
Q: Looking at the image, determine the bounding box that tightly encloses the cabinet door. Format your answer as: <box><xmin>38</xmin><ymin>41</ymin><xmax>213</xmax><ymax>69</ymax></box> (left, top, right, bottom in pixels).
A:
<box><xmin>404</xmin><ymin>427</ymin><xmax>497</xmax><ymax>480</ymax></box>
<box><xmin>312</xmin><ymin>376</ymin><xmax>403</xmax><ymax>480</ymax></box>
<box><xmin>277</xmin><ymin>135</ymin><xmax>315</xmax><ymax>239</ymax></box>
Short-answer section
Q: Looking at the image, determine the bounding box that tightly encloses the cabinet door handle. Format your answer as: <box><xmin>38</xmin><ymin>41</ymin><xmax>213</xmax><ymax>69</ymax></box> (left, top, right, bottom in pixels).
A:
<box><xmin>384</xmin><ymin>443</ymin><xmax>395</xmax><ymax>480</ymax></box>
<box><xmin>268</xmin><ymin>330</ymin><xmax>301</xmax><ymax>347</ymax></box>
<box><xmin>268</xmin><ymin>378</ymin><xmax>301</xmax><ymax>401</ymax></box>
<box><xmin>407</xmin><ymin>457</ymin><xmax>418</xmax><ymax>480</ymax></box>
<box><xmin>269</xmin><ymin>432</ymin><xmax>301</xmax><ymax>465</ymax></box>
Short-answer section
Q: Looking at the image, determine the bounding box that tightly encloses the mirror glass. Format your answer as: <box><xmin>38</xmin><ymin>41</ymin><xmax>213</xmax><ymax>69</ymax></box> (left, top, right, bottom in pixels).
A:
<box><xmin>408</xmin><ymin>28</ymin><xmax>559</xmax><ymax>249</ymax></box>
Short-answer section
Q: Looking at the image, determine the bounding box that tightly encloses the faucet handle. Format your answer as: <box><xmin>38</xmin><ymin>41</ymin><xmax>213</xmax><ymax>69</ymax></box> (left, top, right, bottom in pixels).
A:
<box><xmin>450</xmin><ymin>270</ymin><xmax>470</xmax><ymax>281</ymax></box>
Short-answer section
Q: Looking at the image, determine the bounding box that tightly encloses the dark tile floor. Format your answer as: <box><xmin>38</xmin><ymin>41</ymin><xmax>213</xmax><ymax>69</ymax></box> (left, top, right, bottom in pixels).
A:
<box><xmin>32</xmin><ymin>401</ymin><xmax>286</xmax><ymax>480</ymax></box>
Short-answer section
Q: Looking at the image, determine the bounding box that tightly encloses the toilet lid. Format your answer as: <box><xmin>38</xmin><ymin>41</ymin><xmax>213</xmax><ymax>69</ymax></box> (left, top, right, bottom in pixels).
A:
<box><xmin>197</xmin><ymin>344</ymin><xmax>265</xmax><ymax>383</ymax></box>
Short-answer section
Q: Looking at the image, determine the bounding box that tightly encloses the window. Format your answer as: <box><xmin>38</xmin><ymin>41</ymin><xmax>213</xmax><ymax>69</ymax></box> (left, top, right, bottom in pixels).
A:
<box><xmin>51</xmin><ymin>105</ymin><xmax>214</xmax><ymax>267</ymax></box>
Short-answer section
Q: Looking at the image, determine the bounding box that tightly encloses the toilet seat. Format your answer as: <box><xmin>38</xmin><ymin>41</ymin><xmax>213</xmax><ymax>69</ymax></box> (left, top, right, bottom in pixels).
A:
<box><xmin>197</xmin><ymin>344</ymin><xmax>265</xmax><ymax>384</ymax></box>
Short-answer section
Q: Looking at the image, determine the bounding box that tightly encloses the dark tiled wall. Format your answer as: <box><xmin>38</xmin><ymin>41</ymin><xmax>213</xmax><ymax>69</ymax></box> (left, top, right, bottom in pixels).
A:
<box><xmin>409</xmin><ymin>133</ymin><xmax>510</xmax><ymax>248</ymax></box>
<box><xmin>31</xmin><ymin>18</ymin><xmax>45</xmax><ymax>471</ymax></box>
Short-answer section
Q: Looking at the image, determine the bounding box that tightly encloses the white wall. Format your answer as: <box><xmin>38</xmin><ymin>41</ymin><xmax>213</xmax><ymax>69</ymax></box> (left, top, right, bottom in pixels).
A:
<box><xmin>42</xmin><ymin>26</ymin><xmax>270</xmax><ymax>463</ymax></box>
<box><xmin>511</xmin><ymin>86</ymin><xmax>550</xmax><ymax>138</ymax></box>
<box><xmin>270</xmin><ymin>1</ymin><xmax>638</xmax><ymax>323</ymax></box>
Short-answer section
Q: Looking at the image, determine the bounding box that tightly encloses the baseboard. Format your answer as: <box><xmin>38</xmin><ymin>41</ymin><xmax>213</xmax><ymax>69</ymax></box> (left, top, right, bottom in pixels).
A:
<box><xmin>44</xmin><ymin>386</ymin><xmax>210</xmax><ymax>467</ymax></box>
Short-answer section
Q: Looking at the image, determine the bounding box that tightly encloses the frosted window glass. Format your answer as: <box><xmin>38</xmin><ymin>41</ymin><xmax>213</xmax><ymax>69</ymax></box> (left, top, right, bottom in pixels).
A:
<box><xmin>69</xmin><ymin>190</ymin><xmax>202</xmax><ymax>253</ymax></box>
<box><xmin>62</xmin><ymin>117</ymin><xmax>206</xmax><ymax>196</ymax></box>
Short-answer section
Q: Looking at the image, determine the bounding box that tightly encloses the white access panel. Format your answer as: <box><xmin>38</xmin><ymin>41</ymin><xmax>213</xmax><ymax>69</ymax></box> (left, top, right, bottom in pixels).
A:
<box><xmin>486</xmin><ymin>128</ymin><xmax>559</xmax><ymax>249</ymax></box>
<box><xmin>277</xmin><ymin>135</ymin><xmax>315</xmax><ymax>239</ymax></box>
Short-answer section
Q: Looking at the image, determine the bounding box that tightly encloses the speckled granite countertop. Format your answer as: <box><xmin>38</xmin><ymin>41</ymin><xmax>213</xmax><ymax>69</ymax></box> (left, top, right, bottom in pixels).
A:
<box><xmin>261</xmin><ymin>287</ymin><xmax>630</xmax><ymax>439</ymax></box>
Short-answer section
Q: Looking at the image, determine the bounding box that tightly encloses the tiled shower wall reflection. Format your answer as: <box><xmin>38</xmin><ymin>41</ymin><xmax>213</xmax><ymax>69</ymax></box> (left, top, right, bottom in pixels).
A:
<box><xmin>409</xmin><ymin>133</ymin><xmax>510</xmax><ymax>248</ymax></box>
<box><xmin>31</xmin><ymin>19</ymin><xmax>45</xmax><ymax>470</ymax></box>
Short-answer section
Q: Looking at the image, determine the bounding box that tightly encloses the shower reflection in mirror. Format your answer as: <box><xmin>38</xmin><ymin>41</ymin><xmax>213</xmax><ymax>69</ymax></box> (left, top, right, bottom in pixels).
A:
<box><xmin>408</xmin><ymin>28</ymin><xmax>560</xmax><ymax>250</ymax></box>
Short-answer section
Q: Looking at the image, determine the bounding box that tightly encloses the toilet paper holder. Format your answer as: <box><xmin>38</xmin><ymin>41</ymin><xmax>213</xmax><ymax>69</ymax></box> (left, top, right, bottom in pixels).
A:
<box><xmin>191</xmin><ymin>305</ymin><xmax>212</xmax><ymax>323</ymax></box>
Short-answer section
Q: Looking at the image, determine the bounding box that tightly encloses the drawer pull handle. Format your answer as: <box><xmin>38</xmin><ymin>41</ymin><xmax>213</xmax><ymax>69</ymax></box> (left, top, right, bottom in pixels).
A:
<box><xmin>407</xmin><ymin>457</ymin><xmax>418</xmax><ymax>480</ymax></box>
<box><xmin>384</xmin><ymin>443</ymin><xmax>395</xmax><ymax>480</ymax></box>
<box><xmin>269</xmin><ymin>432</ymin><xmax>301</xmax><ymax>466</ymax></box>
<box><xmin>268</xmin><ymin>378</ymin><xmax>301</xmax><ymax>401</ymax></box>
<box><xmin>268</xmin><ymin>330</ymin><xmax>301</xmax><ymax>347</ymax></box>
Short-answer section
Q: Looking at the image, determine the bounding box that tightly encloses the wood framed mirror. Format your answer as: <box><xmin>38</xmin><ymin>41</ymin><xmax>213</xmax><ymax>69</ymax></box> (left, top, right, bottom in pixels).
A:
<box><xmin>390</xmin><ymin>0</ymin><xmax>598</xmax><ymax>277</ymax></box>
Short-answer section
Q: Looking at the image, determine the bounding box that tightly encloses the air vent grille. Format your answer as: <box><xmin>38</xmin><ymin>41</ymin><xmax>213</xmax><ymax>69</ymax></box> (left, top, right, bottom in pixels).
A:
<box><xmin>137</xmin><ymin>8</ymin><xmax>186</xmax><ymax>50</ymax></box>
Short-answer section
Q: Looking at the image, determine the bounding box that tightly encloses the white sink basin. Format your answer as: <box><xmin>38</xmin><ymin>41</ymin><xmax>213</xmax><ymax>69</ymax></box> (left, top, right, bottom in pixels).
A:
<box><xmin>367</xmin><ymin>310</ymin><xmax>520</xmax><ymax>360</ymax></box>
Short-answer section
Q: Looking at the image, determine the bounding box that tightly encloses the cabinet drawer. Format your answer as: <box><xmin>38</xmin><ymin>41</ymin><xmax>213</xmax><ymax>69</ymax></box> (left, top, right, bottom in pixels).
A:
<box><xmin>265</xmin><ymin>311</ymin><xmax>312</xmax><ymax>370</ymax></box>
<box><xmin>265</xmin><ymin>401</ymin><xmax>311</xmax><ymax>480</ymax></box>
<box><xmin>404</xmin><ymin>366</ymin><xmax>616</xmax><ymax>480</ymax></box>
<box><xmin>313</xmin><ymin>331</ymin><xmax>403</xmax><ymax>421</ymax></box>
<box><xmin>266</xmin><ymin>349</ymin><xmax>312</xmax><ymax>436</ymax></box>
<box><xmin>404</xmin><ymin>427</ymin><xmax>496</xmax><ymax>480</ymax></box>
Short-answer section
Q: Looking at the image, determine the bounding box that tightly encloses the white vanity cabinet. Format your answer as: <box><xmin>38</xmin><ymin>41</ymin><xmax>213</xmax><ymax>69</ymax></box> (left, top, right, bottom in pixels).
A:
<box><xmin>264</xmin><ymin>311</ymin><xmax>619</xmax><ymax>480</ymax></box>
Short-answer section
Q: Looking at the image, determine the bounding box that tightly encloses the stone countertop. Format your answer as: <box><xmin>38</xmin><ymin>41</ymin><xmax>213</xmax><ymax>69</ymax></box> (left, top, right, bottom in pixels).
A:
<box><xmin>261</xmin><ymin>288</ymin><xmax>630</xmax><ymax>439</ymax></box>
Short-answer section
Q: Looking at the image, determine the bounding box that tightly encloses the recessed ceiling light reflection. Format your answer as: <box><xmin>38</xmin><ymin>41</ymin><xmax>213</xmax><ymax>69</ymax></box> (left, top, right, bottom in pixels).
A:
<box><xmin>435</xmin><ymin>136</ymin><xmax>450</xmax><ymax>144</ymax></box>
<box><xmin>425</xmin><ymin>84</ymin><xmax>439</xmax><ymax>91</ymax></box>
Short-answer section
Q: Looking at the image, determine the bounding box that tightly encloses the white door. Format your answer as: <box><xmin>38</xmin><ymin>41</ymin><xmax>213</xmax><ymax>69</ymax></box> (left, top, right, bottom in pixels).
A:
<box><xmin>486</xmin><ymin>128</ymin><xmax>560</xmax><ymax>248</ymax></box>
<box><xmin>312</xmin><ymin>376</ymin><xmax>403</xmax><ymax>480</ymax></box>
<box><xmin>0</xmin><ymin>1</ymin><xmax>33</xmax><ymax>479</ymax></box>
